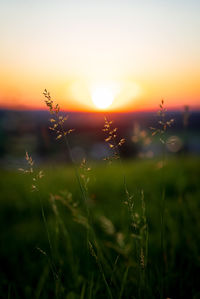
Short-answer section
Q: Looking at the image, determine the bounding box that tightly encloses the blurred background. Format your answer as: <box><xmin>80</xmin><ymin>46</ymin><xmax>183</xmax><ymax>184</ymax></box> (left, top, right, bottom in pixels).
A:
<box><xmin>0</xmin><ymin>106</ymin><xmax>199</xmax><ymax>168</ymax></box>
<box><xmin>1</xmin><ymin>0</ymin><xmax>200</xmax><ymax>297</ymax></box>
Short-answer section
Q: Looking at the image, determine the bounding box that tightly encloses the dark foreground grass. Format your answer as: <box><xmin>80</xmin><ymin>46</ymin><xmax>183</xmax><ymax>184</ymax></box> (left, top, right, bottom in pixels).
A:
<box><xmin>0</xmin><ymin>157</ymin><xmax>200</xmax><ymax>298</ymax></box>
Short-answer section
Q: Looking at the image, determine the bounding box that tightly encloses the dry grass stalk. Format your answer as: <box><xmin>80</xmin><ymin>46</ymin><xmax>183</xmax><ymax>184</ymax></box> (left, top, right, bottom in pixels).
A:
<box><xmin>103</xmin><ymin>117</ymin><xmax>125</xmax><ymax>161</ymax></box>
<box><xmin>43</xmin><ymin>89</ymin><xmax>74</xmax><ymax>140</ymax></box>
<box><xmin>150</xmin><ymin>99</ymin><xmax>174</xmax><ymax>144</ymax></box>
<box><xmin>183</xmin><ymin>105</ymin><xmax>190</xmax><ymax>128</ymax></box>
<box><xmin>80</xmin><ymin>158</ymin><xmax>91</xmax><ymax>191</ymax></box>
<box><xmin>19</xmin><ymin>151</ymin><xmax>44</xmax><ymax>191</ymax></box>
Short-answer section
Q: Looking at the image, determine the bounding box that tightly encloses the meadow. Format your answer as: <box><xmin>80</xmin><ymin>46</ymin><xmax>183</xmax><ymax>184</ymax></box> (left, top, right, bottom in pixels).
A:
<box><xmin>1</xmin><ymin>0</ymin><xmax>200</xmax><ymax>297</ymax></box>
<box><xmin>1</xmin><ymin>156</ymin><xmax>200</xmax><ymax>299</ymax></box>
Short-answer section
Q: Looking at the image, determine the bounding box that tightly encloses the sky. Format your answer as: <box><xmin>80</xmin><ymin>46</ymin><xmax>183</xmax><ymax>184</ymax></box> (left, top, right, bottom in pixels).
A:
<box><xmin>0</xmin><ymin>0</ymin><xmax>200</xmax><ymax>112</ymax></box>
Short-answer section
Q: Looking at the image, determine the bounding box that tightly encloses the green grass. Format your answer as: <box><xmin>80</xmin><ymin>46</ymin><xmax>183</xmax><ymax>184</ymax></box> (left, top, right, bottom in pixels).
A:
<box><xmin>1</xmin><ymin>157</ymin><xmax>200</xmax><ymax>298</ymax></box>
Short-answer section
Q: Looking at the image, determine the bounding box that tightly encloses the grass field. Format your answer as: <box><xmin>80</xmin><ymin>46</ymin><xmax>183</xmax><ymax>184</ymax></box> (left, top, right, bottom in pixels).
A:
<box><xmin>1</xmin><ymin>157</ymin><xmax>200</xmax><ymax>298</ymax></box>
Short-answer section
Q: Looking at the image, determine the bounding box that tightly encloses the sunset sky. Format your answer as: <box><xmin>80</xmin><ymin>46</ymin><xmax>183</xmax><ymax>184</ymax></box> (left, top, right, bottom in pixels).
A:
<box><xmin>0</xmin><ymin>0</ymin><xmax>200</xmax><ymax>112</ymax></box>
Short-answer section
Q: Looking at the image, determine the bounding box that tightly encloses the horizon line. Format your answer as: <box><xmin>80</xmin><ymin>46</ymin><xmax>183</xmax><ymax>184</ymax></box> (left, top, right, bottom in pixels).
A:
<box><xmin>0</xmin><ymin>105</ymin><xmax>200</xmax><ymax>114</ymax></box>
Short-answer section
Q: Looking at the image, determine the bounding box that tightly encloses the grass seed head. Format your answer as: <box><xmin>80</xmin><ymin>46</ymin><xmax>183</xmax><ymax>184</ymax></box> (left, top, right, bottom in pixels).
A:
<box><xmin>43</xmin><ymin>89</ymin><xmax>74</xmax><ymax>140</ymax></box>
<box><xmin>103</xmin><ymin>117</ymin><xmax>126</xmax><ymax>161</ymax></box>
<box><xmin>19</xmin><ymin>152</ymin><xmax>43</xmax><ymax>192</ymax></box>
<box><xmin>150</xmin><ymin>99</ymin><xmax>174</xmax><ymax>143</ymax></box>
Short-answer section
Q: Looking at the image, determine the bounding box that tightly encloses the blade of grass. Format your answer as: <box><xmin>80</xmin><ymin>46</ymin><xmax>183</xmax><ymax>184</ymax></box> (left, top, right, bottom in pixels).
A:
<box><xmin>119</xmin><ymin>265</ymin><xmax>129</xmax><ymax>299</ymax></box>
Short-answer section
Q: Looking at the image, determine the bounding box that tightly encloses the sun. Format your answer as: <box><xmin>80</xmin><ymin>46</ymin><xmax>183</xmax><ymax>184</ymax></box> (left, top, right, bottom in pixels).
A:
<box><xmin>91</xmin><ymin>86</ymin><xmax>114</xmax><ymax>109</ymax></box>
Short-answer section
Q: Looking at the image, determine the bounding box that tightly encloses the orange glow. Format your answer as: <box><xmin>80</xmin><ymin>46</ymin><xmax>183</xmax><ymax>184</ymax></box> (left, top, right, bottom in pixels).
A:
<box><xmin>0</xmin><ymin>1</ymin><xmax>200</xmax><ymax>112</ymax></box>
<box><xmin>0</xmin><ymin>72</ymin><xmax>200</xmax><ymax>112</ymax></box>
<box><xmin>0</xmin><ymin>61</ymin><xmax>200</xmax><ymax>112</ymax></box>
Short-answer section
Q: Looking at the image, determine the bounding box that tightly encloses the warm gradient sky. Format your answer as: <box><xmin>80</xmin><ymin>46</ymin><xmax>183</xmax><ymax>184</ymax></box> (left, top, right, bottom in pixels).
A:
<box><xmin>0</xmin><ymin>0</ymin><xmax>200</xmax><ymax>112</ymax></box>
